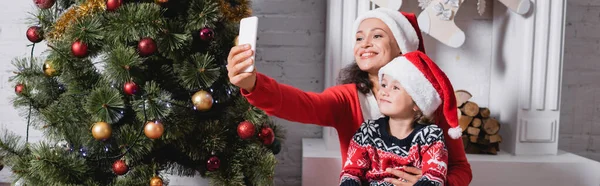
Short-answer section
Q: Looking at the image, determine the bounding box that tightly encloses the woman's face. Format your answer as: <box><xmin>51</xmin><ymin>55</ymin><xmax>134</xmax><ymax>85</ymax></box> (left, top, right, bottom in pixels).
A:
<box><xmin>354</xmin><ymin>18</ymin><xmax>401</xmax><ymax>75</ymax></box>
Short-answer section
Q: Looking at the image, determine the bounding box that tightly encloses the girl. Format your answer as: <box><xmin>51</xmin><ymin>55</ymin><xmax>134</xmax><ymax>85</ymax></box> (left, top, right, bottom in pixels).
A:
<box><xmin>340</xmin><ymin>51</ymin><xmax>461</xmax><ymax>186</ymax></box>
<box><xmin>226</xmin><ymin>8</ymin><xmax>471</xmax><ymax>185</ymax></box>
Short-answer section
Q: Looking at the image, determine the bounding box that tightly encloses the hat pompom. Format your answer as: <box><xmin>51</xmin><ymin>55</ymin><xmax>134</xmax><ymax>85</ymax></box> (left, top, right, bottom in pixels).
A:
<box><xmin>448</xmin><ymin>126</ymin><xmax>462</xmax><ymax>139</ymax></box>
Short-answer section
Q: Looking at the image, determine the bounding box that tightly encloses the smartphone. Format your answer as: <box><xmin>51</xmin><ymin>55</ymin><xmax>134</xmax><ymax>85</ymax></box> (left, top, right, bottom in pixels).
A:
<box><xmin>238</xmin><ymin>16</ymin><xmax>258</xmax><ymax>73</ymax></box>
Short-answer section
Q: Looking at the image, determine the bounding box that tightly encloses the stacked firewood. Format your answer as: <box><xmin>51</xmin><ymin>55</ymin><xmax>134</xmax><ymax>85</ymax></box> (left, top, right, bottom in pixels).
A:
<box><xmin>455</xmin><ymin>90</ymin><xmax>502</xmax><ymax>155</ymax></box>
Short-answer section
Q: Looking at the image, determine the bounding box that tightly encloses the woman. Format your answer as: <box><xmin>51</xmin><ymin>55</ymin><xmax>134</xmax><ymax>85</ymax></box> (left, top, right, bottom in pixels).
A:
<box><xmin>227</xmin><ymin>8</ymin><xmax>472</xmax><ymax>186</ymax></box>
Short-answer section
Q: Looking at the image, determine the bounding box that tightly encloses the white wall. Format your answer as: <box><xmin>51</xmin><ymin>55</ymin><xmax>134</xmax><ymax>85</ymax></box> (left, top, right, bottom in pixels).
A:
<box><xmin>0</xmin><ymin>0</ymin><xmax>326</xmax><ymax>185</ymax></box>
<box><xmin>559</xmin><ymin>0</ymin><xmax>600</xmax><ymax>162</ymax></box>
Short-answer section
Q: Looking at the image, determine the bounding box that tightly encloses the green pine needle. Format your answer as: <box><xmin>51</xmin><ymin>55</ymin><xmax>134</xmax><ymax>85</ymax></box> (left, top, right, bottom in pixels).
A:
<box><xmin>177</xmin><ymin>53</ymin><xmax>221</xmax><ymax>90</ymax></box>
<box><xmin>85</xmin><ymin>86</ymin><xmax>125</xmax><ymax>124</ymax></box>
<box><xmin>103</xmin><ymin>44</ymin><xmax>143</xmax><ymax>84</ymax></box>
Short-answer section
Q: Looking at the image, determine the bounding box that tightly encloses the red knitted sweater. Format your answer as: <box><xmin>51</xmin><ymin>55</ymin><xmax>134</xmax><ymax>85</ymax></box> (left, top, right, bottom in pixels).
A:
<box><xmin>241</xmin><ymin>73</ymin><xmax>472</xmax><ymax>186</ymax></box>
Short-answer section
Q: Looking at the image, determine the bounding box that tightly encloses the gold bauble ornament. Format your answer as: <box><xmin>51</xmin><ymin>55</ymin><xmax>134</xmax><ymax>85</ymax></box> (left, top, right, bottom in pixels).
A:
<box><xmin>154</xmin><ymin>0</ymin><xmax>168</xmax><ymax>4</ymax></box>
<box><xmin>150</xmin><ymin>176</ymin><xmax>163</xmax><ymax>186</ymax></box>
<box><xmin>144</xmin><ymin>121</ymin><xmax>164</xmax><ymax>139</ymax></box>
<box><xmin>92</xmin><ymin>122</ymin><xmax>111</xmax><ymax>140</ymax></box>
<box><xmin>191</xmin><ymin>90</ymin><xmax>213</xmax><ymax>111</ymax></box>
<box><xmin>43</xmin><ymin>61</ymin><xmax>57</xmax><ymax>77</ymax></box>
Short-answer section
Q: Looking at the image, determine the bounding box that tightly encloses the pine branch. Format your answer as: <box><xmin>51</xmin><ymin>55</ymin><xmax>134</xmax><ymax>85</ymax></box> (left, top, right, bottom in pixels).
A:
<box><xmin>105</xmin><ymin>3</ymin><xmax>165</xmax><ymax>44</ymax></box>
<box><xmin>176</xmin><ymin>53</ymin><xmax>221</xmax><ymax>91</ymax></box>
<box><xmin>103</xmin><ymin>44</ymin><xmax>143</xmax><ymax>84</ymax></box>
<box><xmin>85</xmin><ymin>86</ymin><xmax>125</xmax><ymax>124</ymax></box>
<box><xmin>132</xmin><ymin>81</ymin><xmax>173</xmax><ymax>121</ymax></box>
<box><xmin>0</xmin><ymin>130</ymin><xmax>26</xmax><ymax>158</ymax></box>
<box><xmin>186</xmin><ymin>0</ymin><xmax>221</xmax><ymax>33</ymax></box>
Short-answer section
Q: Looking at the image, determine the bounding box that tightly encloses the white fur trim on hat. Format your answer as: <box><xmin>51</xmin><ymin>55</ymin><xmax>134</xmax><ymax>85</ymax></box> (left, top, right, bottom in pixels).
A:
<box><xmin>352</xmin><ymin>8</ymin><xmax>419</xmax><ymax>54</ymax></box>
<box><xmin>378</xmin><ymin>56</ymin><xmax>441</xmax><ymax>117</ymax></box>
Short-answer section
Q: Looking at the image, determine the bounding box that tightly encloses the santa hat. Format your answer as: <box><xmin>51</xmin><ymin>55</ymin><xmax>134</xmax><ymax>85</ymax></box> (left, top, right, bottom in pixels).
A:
<box><xmin>352</xmin><ymin>8</ymin><xmax>426</xmax><ymax>54</ymax></box>
<box><xmin>378</xmin><ymin>51</ymin><xmax>461</xmax><ymax>139</ymax></box>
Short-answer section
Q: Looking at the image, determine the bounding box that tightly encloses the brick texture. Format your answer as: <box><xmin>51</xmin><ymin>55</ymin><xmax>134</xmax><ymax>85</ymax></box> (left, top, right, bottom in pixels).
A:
<box><xmin>559</xmin><ymin>0</ymin><xmax>600</xmax><ymax>162</ymax></box>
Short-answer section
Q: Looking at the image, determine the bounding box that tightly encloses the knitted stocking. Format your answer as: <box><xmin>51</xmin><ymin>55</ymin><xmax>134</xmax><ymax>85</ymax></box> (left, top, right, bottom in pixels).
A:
<box><xmin>417</xmin><ymin>0</ymin><xmax>465</xmax><ymax>48</ymax></box>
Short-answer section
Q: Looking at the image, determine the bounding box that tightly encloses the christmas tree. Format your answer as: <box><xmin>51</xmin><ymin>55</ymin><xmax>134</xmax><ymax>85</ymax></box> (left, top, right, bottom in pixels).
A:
<box><xmin>0</xmin><ymin>0</ymin><xmax>283</xmax><ymax>185</ymax></box>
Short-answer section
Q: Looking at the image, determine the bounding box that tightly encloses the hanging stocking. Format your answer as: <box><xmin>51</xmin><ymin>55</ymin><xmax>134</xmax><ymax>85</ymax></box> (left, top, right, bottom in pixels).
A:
<box><xmin>417</xmin><ymin>0</ymin><xmax>466</xmax><ymax>48</ymax></box>
<box><xmin>497</xmin><ymin>0</ymin><xmax>531</xmax><ymax>15</ymax></box>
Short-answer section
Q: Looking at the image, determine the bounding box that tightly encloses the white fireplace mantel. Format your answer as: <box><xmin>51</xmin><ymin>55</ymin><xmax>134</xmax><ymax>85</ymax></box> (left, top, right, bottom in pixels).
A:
<box><xmin>302</xmin><ymin>0</ymin><xmax>600</xmax><ymax>186</ymax></box>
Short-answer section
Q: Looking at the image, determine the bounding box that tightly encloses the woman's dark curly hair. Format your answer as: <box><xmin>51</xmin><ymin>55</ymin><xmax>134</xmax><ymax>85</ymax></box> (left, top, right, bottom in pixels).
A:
<box><xmin>337</xmin><ymin>62</ymin><xmax>372</xmax><ymax>94</ymax></box>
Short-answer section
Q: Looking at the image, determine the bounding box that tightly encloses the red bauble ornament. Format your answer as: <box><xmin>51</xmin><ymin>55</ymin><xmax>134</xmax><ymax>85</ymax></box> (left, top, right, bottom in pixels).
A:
<box><xmin>199</xmin><ymin>28</ymin><xmax>214</xmax><ymax>41</ymax></box>
<box><xmin>138</xmin><ymin>37</ymin><xmax>157</xmax><ymax>57</ymax></box>
<box><xmin>71</xmin><ymin>40</ymin><xmax>89</xmax><ymax>58</ymax></box>
<box><xmin>206</xmin><ymin>156</ymin><xmax>220</xmax><ymax>171</ymax></box>
<box><xmin>34</xmin><ymin>0</ymin><xmax>56</xmax><ymax>9</ymax></box>
<box><xmin>259</xmin><ymin>127</ymin><xmax>275</xmax><ymax>145</ymax></box>
<box><xmin>106</xmin><ymin>0</ymin><xmax>122</xmax><ymax>11</ymax></box>
<box><xmin>123</xmin><ymin>82</ymin><xmax>139</xmax><ymax>95</ymax></box>
<box><xmin>112</xmin><ymin>159</ymin><xmax>129</xmax><ymax>175</ymax></box>
<box><xmin>26</xmin><ymin>26</ymin><xmax>44</xmax><ymax>43</ymax></box>
<box><xmin>15</xmin><ymin>84</ymin><xmax>25</xmax><ymax>94</ymax></box>
<box><xmin>237</xmin><ymin>121</ymin><xmax>255</xmax><ymax>140</ymax></box>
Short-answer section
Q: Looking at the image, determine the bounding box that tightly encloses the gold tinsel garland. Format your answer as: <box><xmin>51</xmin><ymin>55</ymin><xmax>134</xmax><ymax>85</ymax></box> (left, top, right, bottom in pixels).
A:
<box><xmin>218</xmin><ymin>0</ymin><xmax>252</xmax><ymax>23</ymax></box>
<box><xmin>48</xmin><ymin>0</ymin><xmax>106</xmax><ymax>41</ymax></box>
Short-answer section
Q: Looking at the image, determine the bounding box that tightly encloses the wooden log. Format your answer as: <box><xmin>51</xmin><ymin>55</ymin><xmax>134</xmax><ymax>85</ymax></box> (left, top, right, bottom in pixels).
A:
<box><xmin>467</xmin><ymin>127</ymin><xmax>480</xmax><ymax>136</ymax></box>
<box><xmin>483</xmin><ymin>118</ymin><xmax>500</xmax><ymax>135</ymax></box>
<box><xmin>459</xmin><ymin>115</ymin><xmax>474</xmax><ymax>131</ymax></box>
<box><xmin>465</xmin><ymin>144</ymin><xmax>481</xmax><ymax>154</ymax></box>
<box><xmin>486</xmin><ymin>146</ymin><xmax>498</xmax><ymax>155</ymax></box>
<box><xmin>477</xmin><ymin>137</ymin><xmax>490</xmax><ymax>145</ymax></box>
<box><xmin>472</xmin><ymin>118</ymin><xmax>482</xmax><ymax>128</ymax></box>
<box><xmin>457</xmin><ymin>108</ymin><xmax>462</xmax><ymax>120</ymax></box>
<box><xmin>479</xmin><ymin>107</ymin><xmax>491</xmax><ymax>118</ymax></box>
<box><xmin>460</xmin><ymin>101</ymin><xmax>480</xmax><ymax>117</ymax></box>
<box><xmin>489</xmin><ymin>134</ymin><xmax>502</xmax><ymax>143</ymax></box>
<box><xmin>455</xmin><ymin>90</ymin><xmax>472</xmax><ymax>107</ymax></box>
<box><xmin>469</xmin><ymin>135</ymin><xmax>478</xmax><ymax>143</ymax></box>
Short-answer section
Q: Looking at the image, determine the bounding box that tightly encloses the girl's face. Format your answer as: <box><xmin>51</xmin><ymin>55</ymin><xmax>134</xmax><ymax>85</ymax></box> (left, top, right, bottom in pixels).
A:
<box><xmin>354</xmin><ymin>18</ymin><xmax>402</xmax><ymax>75</ymax></box>
<box><xmin>378</xmin><ymin>75</ymin><xmax>418</xmax><ymax>118</ymax></box>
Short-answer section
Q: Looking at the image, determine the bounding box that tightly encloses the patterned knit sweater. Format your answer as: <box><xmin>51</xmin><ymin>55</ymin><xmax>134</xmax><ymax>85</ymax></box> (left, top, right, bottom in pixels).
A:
<box><xmin>340</xmin><ymin>117</ymin><xmax>448</xmax><ymax>186</ymax></box>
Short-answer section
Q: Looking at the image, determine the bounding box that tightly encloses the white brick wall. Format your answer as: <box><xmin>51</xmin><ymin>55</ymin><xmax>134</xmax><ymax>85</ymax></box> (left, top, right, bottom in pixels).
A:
<box><xmin>559</xmin><ymin>0</ymin><xmax>600</xmax><ymax>162</ymax></box>
<box><xmin>253</xmin><ymin>0</ymin><xmax>326</xmax><ymax>185</ymax></box>
<box><xmin>0</xmin><ymin>0</ymin><xmax>326</xmax><ymax>185</ymax></box>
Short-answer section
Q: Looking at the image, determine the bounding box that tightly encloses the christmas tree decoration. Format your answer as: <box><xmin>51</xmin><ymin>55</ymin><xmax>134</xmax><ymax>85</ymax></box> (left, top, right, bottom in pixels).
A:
<box><xmin>218</xmin><ymin>0</ymin><xmax>252</xmax><ymax>22</ymax></box>
<box><xmin>71</xmin><ymin>40</ymin><xmax>89</xmax><ymax>58</ymax></box>
<box><xmin>138</xmin><ymin>37</ymin><xmax>157</xmax><ymax>57</ymax></box>
<box><xmin>26</xmin><ymin>26</ymin><xmax>44</xmax><ymax>43</ymax></box>
<box><xmin>237</xmin><ymin>121</ymin><xmax>255</xmax><ymax>140</ymax></box>
<box><xmin>106</xmin><ymin>0</ymin><xmax>122</xmax><ymax>12</ymax></box>
<box><xmin>155</xmin><ymin>0</ymin><xmax>168</xmax><ymax>5</ymax></box>
<box><xmin>123</xmin><ymin>81</ymin><xmax>139</xmax><ymax>95</ymax></box>
<box><xmin>144</xmin><ymin>121</ymin><xmax>164</xmax><ymax>139</ymax></box>
<box><xmin>417</xmin><ymin>0</ymin><xmax>466</xmax><ymax>48</ymax></box>
<box><xmin>91</xmin><ymin>121</ymin><xmax>112</xmax><ymax>140</ymax></box>
<box><xmin>150</xmin><ymin>176</ymin><xmax>163</xmax><ymax>186</ymax></box>
<box><xmin>112</xmin><ymin>159</ymin><xmax>129</xmax><ymax>175</ymax></box>
<box><xmin>206</xmin><ymin>156</ymin><xmax>220</xmax><ymax>171</ymax></box>
<box><xmin>43</xmin><ymin>61</ymin><xmax>57</xmax><ymax>77</ymax></box>
<box><xmin>258</xmin><ymin>127</ymin><xmax>275</xmax><ymax>145</ymax></box>
<box><xmin>199</xmin><ymin>28</ymin><xmax>215</xmax><ymax>41</ymax></box>
<box><xmin>270</xmin><ymin>138</ymin><xmax>281</xmax><ymax>155</ymax></box>
<box><xmin>34</xmin><ymin>0</ymin><xmax>56</xmax><ymax>9</ymax></box>
<box><xmin>191</xmin><ymin>90</ymin><xmax>213</xmax><ymax>111</ymax></box>
<box><xmin>4</xmin><ymin>0</ymin><xmax>284</xmax><ymax>184</ymax></box>
<box><xmin>15</xmin><ymin>84</ymin><xmax>25</xmax><ymax>95</ymax></box>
